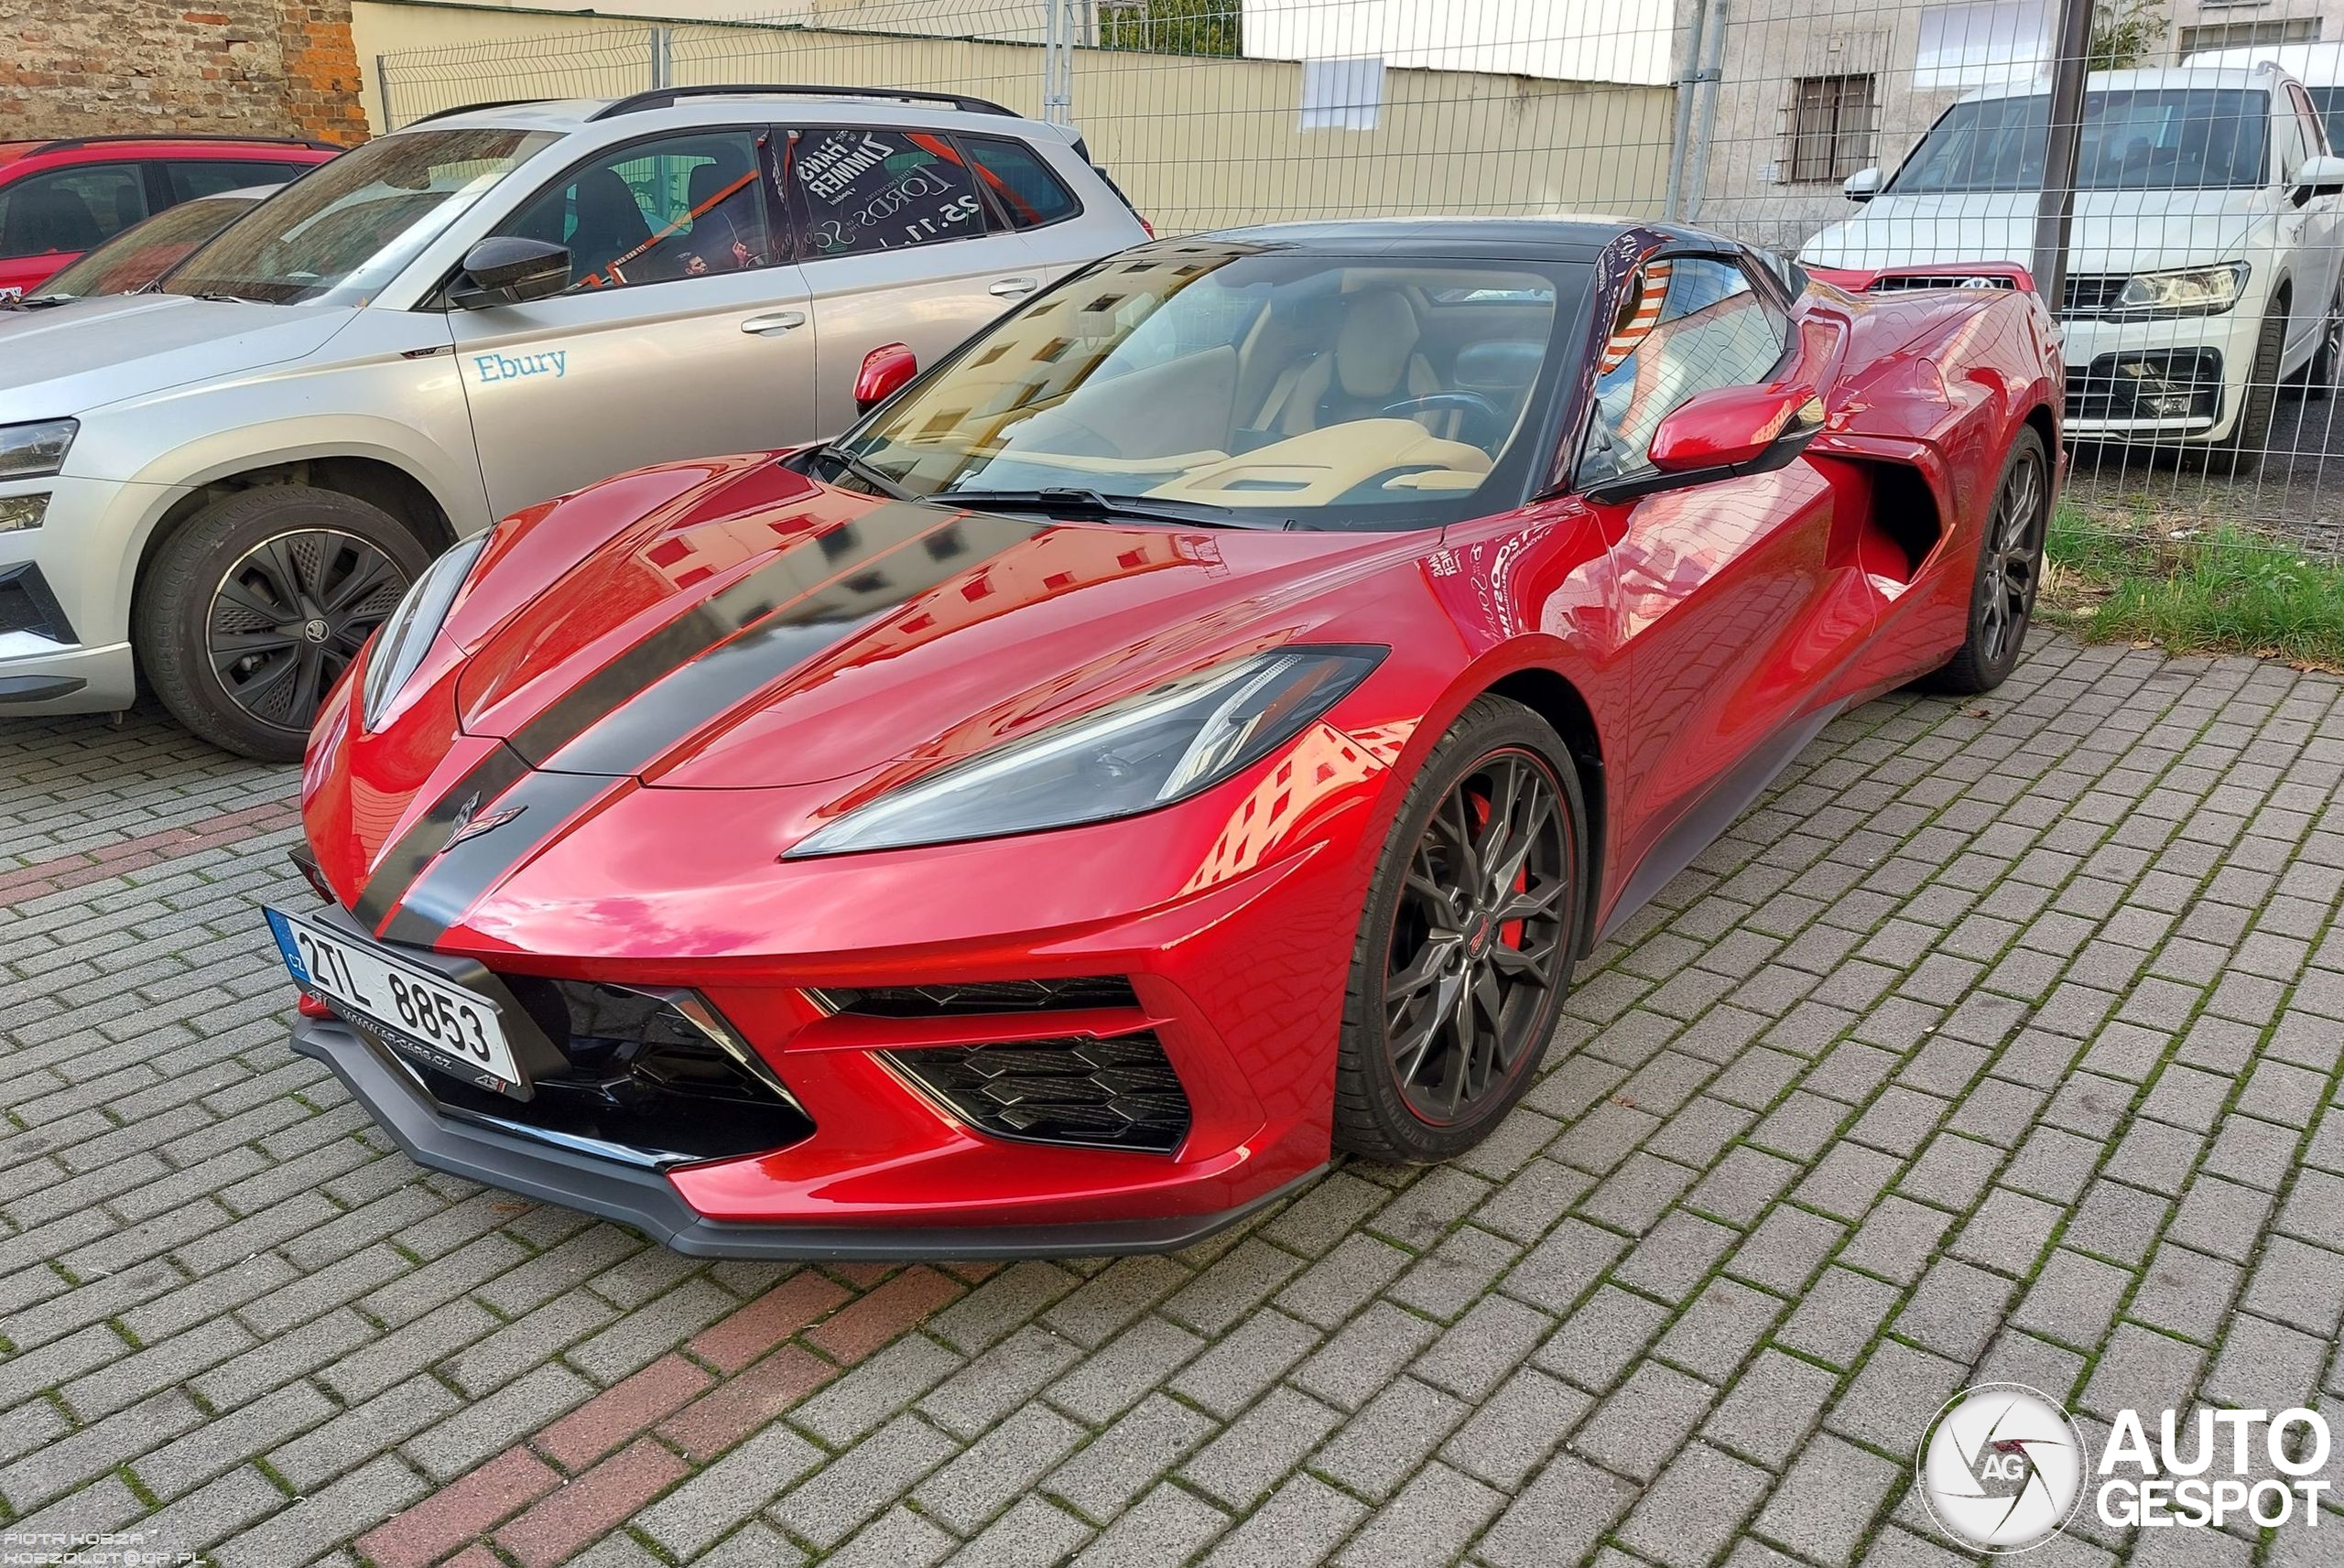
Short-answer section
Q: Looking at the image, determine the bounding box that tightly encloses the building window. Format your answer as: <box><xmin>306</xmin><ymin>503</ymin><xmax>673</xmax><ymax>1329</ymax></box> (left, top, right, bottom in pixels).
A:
<box><xmin>1785</xmin><ymin>74</ymin><xmax>1878</xmax><ymax>183</ymax></box>
<box><xmin>1915</xmin><ymin>0</ymin><xmax>2050</xmax><ymax>90</ymax></box>
<box><xmin>2178</xmin><ymin>17</ymin><xmax>2321</xmax><ymax>53</ymax></box>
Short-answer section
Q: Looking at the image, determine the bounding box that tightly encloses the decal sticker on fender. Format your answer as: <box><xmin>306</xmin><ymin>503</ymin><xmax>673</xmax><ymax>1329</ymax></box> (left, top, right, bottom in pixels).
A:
<box><xmin>472</xmin><ymin>350</ymin><xmax>568</xmax><ymax>384</ymax></box>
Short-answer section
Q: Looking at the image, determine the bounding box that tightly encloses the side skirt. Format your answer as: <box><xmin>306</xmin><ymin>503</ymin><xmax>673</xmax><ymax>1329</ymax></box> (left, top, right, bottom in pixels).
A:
<box><xmin>1591</xmin><ymin>699</ymin><xmax>1846</xmax><ymax>948</ymax></box>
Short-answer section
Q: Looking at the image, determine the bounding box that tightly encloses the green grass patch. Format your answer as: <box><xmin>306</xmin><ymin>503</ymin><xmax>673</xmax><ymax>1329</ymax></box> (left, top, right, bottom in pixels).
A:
<box><xmin>2045</xmin><ymin>503</ymin><xmax>2344</xmax><ymax>668</ymax></box>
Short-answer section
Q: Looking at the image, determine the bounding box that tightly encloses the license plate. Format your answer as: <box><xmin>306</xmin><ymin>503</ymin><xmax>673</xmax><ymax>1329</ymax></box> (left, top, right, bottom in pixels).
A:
<box><xmin>266</xmin><ymin>905</ymin><xmax>526</xmax><ymax>1096</ymax></box>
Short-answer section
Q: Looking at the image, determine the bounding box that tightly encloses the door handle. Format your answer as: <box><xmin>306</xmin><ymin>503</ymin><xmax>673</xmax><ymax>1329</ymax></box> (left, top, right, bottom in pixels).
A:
<box><xmin>740</xmin><ymin>309</ymin><xmax>806</xmax><ymax>335</ymax></box>
<box><xmin>988</xmin><ymin>276</ymin><xmax>1040</xmax><ymax>298</ymax></box>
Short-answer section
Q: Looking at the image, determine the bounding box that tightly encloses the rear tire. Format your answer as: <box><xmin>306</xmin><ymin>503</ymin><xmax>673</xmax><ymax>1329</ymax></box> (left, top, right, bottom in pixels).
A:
<box><xmin>1922</xmin><ymin>426</ymin><xmax>2048</xmax><ymax>697</ymax></box>
<box><xmin>136</xmin><ymin>486</ymin><xmax>430</xmax><ymax>762</ymax></box>
<box><xmin>1333</xmin><ymin>696</ymin><xmax>1587</xmax><ymax>1163</ymax></box>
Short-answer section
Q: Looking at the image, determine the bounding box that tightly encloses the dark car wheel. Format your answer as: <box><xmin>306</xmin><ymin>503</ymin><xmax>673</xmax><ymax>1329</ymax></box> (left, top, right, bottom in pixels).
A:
<box><xmin>1334</xmin><ymin>695</ymin><xmax>1586</xmax><ymax>1163</ymax></box>
<box><xmin>2300</xmin><ymin>286</ymin><xmax>2344</xmax><ymax>395</ymax></box>
<box><xmin>136</xmin><ymin>485</ymin><xmax>431</xmax><ymax>762</ymax></box>
<box><xmin>2199</xmin><ymin>302</ymin><xmax>2285</xmax><ymax>477</ymax></box>
<box><xmin>1922</xmin><ymin>426</ymin><xmax>2048</xmax><ymax>697</ymax></box>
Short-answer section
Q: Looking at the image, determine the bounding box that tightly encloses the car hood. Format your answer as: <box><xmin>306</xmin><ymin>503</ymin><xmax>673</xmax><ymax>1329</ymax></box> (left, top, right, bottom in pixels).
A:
<box><xmin>1798</xmin><ymin>187</ymin><xmax>2271</xmax><ymax>275</ymax></box>
<box><xmin>0</xmin><ymin>293</ymin><xmax>355</xmax><ymax>429</ymax></box>
<box><xmin>444</xmin><ymin>459</ymin><xmax>1426</xmax><ymax>793</ymax></box>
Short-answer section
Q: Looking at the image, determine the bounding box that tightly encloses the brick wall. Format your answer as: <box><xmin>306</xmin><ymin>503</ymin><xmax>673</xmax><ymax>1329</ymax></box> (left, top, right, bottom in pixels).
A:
<box><xmin>1</xmin><ymin>0</ymin><xmax>367</xmax><ymax>146</ymax></box>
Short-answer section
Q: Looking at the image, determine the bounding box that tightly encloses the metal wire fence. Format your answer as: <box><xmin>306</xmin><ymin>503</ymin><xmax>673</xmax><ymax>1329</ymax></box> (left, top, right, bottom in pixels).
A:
<box><xmin>363</xmin><ymin>0</ymin><xmax>2344</xmax><ymax>553</ymax></box>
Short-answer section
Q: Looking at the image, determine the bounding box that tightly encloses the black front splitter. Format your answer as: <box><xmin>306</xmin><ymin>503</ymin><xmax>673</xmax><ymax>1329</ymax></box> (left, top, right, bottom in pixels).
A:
<box><xmin>292</xmin><ymin>1014</ymin><xmax>1319</xmax><ymax>1261</ymax></box>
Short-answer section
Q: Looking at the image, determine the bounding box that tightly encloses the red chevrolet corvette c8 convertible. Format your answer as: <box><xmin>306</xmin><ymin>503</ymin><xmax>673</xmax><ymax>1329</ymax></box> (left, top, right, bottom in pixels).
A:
<box><xmin>268</xmin><ymin>218</ymin><xmax>2063</xmax><ymax>1258</ymax></box>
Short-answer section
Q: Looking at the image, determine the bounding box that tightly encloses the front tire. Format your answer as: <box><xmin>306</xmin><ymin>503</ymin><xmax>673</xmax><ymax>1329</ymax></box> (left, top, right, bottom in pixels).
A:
<box><xmin>2201</xmin><ymin>302</ymin><xmax>2285</xmax><ymax>476</ymax></box>
<box><xmin>1923</xmin><ymin>426</ymin><xmax>2048</xmax><ymax>697</ymax></box>
<box><xmin>1334</xmin><ymin>696</ymin><xmax>1587</xmax><ymax>1163</ymax></box>
<box><xmin>2301</xmin><ymin>286</ymin><xmax>2343</xmax><ymax>394</ymax></box>
<box><xmin>136</xmin><ymin>486</ymin><xmax>430</xmax><ymax>761</ymax></box>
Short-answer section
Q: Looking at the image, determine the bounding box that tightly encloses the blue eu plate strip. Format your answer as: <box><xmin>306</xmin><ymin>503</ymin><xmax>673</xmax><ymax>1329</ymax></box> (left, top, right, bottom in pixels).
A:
<box><xmin>263</xmin><ymin>908</ymin><xmax>312</xmax><ymax>985</ymax></box>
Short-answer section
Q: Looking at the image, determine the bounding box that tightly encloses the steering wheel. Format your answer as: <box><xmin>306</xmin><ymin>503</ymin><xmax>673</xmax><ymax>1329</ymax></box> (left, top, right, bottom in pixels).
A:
<box><xmin>1380</xmin><ymin>391</ymin><xmax>1509</xmax><ymax>449</ymax></box>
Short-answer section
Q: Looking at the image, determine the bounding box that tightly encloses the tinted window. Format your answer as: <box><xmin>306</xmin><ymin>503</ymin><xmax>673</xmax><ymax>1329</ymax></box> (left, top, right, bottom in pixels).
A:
<box><xmin>161</xmin><ymin>159</ymin><xmax>309</xmax><ymax>203</ymax></box>
<box><xmin>830</xmin><ymin>251</ymin><xmax>1577</xmax><ymax>531</ymax></box>
<box><xmin>960</xmin><ymin>135</ymin><xmax>1080</xmax><ymax>229</ymax></box>
<box><xmin>790</xmin><ymin>127</ymin><xmax>984</xmax><ymax>257</ymax></box>
<box><xmin>1894</xmin><ymin>89</ymin><xmax>2272</xmax><ymax>191</ymax></box>
<box><xmin>502</xmin><ymin>129</ymin><xmax>774</xmax><ymax>290</ymax></box>
<box><xmin>1578</xmin><ymin>256</ymin><xmax>1788</xmax><ymax>490</ymax></box>
<box><xmin>2309</xmin><ymin>86</ymin><xmax>2344</xmax><ymax>151</ymax></box>
<box><xmin>0</xmin><ymin>163</ymin><xmax>147</xmax><ymax>259</ymax></box>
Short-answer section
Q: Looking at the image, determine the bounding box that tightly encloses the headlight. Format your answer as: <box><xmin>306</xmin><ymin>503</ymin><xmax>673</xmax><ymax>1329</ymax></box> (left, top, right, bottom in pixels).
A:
<box><xmin>359</xmin><ymin>534</ymin><xmax>487</xmax><ymax>731</ymax></box>
<box><xmin>0</xmin><ymin>418</ymin><xmax>77</xmax><ymax>481</ymax></box>
<box><xmin>787</xmin><ymin>645</ymin><xmax>1386</xmax><ymax>858</ymax></box>
<box><xmin>2109</xmin><ymin>263</ymin><xmax>2248</xmax><ymax>318</ymax></box>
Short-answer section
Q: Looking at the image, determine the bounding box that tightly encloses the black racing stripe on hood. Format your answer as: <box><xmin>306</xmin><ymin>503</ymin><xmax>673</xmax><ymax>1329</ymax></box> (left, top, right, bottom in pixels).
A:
<box><xmin>506</xmin><ymin>502</ymin><xmax>1041</xmax><ymax>769</ymax></box>
<box><xmin>375</xmin><ymin>768</ymin><xmax>623</xmax><ymax>948</ymax></box>
<box><xmin>353</xmin><ymin>500</ymin><xmax>1044</xmax><ymax>946</ymax></box>
<box><xmin>351</xmin><ymin>743</ymin><xmax>531</xmax><ymax>933</ymax></box>
<box><xmin>539</xmin><ymin>509</ymin><xmax>1046</xmax><ymax>779</ymax></box>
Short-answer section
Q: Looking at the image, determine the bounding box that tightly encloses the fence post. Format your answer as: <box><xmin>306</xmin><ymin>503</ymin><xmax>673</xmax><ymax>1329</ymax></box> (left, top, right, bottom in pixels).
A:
<box><xmin>2031</xmin><ymin>0</ymin><xmax>2094</xmax><ymax>307</ymax></box>
<box><xmin>1041</xmin><ymin>0</ymin><xmax>1075</xmax><ymax>126</ymax></box>
<box><xmin>1681</xmin><ymin>0</ymin><xmax>1730</xmax><ymax>224</ymax></box>
<box><xmin>649</xmin><ymin>25</ymin><xmax>672</xmax><ymax>92</ymax></box>
<box><xmin>374</xmin><ymin>52</ymin><xmax>394</xmax><ymax>133</ymax></box>
<box><xmin>1663</xmin><ymin>0</ymin><xmax>1711</xmax><ymax>221</ymax></box>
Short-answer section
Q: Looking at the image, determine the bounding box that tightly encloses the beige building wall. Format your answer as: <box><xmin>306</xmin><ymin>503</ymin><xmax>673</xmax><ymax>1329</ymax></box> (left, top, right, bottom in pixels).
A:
<box><xmin>349</xmin><ymin>0</ymin><xmax>1676</xmax><ymax>234</ymax></box>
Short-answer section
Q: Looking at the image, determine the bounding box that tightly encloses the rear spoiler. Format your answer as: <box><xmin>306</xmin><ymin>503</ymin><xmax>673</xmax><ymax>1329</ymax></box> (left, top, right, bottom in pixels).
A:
<box><xmin>1807</xmin><ymin>262</ymin><xmax>2041</xmax><ymax>297</ymax></box>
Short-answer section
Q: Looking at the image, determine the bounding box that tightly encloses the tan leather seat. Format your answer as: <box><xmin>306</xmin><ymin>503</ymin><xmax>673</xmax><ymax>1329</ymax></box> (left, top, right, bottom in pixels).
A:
<box><xmin>1258</xmin><ymin>288</ymin><xmax>1440</xmax><ymax>436</ymax></box>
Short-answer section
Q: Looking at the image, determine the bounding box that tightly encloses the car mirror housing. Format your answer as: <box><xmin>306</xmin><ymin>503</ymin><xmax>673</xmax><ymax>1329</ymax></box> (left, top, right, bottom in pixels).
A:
<box><xmin>1586</xmin><ymin>383</ymin><xmax>1824</xmax><ymax>505</ymax></box>
<box><xmin>1843</xmin><ymin>167</ymin><xmax>1884</xmax><ymax>203</ymax></box>
<box><xmin>854</xmin><ymin>342</ymin><xmax>918</xmax><ymax>414</ymax></box>
<box><xmin>450</xmin><ymin>237</ymin><xmax>571</xmax><ymax>309</ymax></box>
<box><xmin>2295</xmin><ymin>154</ymin><xmax>2344</xmax><ymax>202</ymax></box>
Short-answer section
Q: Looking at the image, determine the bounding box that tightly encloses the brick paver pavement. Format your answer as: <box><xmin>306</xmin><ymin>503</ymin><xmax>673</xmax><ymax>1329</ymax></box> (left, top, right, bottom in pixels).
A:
<box><xmin>5</xmin><ymin>632</ymin><xmax>2344</xmax><ymax>1567</ymax></box>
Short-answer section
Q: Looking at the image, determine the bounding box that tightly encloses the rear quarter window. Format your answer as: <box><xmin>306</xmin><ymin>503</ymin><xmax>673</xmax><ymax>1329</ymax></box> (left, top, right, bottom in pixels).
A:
<box><xmin>960</xmin><ymin>136</ymin><xmax>1081</xmax><ymax>230</ymax></box>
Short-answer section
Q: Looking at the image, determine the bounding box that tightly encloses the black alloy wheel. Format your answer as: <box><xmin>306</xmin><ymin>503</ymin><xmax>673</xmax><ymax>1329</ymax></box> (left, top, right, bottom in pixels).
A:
<box><xmin>1972</xmin><ymin>436</ymin><xmax>2043</xmax><ymax>671</ymax></box>
<box><xmin>210</xmin><ymin>529</ymin><xmax>408</xmax><ymax>735</ymax></box>
<box><xmin>1384</xmin><ymin>750</ymin><xmax>1572</xmax><ymax>1124</ymax></box>
<box><xmin>1336</xmin><ymin>696</ymin><xmax>1585</xmax><ymax>1162</ymax></box>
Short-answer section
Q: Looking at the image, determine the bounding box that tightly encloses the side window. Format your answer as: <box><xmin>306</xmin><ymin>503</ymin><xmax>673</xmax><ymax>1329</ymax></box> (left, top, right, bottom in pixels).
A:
<box><xmin>499</xmin><ymin>128</ymin><xmax>773</xmax><ymax>291</ymax></box>
<box><xmin>789</xmin><ymin>126</ymin><xmax>985</xmax><ymax>258</ymax></box>
<box><xmin>161</xmin><ymin>159</ymin><xmax>309</xmax><ymax>203</ymax></box>
<box><xmin>1577</xmin><ymin>256</ymin><xmax>1789</xmax><ymax>490</ymax></box>
<box><xmin>960</xmin><ymin>136</ymin><xmax>1081</xmax><ymax>230</ymax></box>
<box><xmin>0</xmin><ymin>163</ymin><xmax>147</xmax><ymax>260</ymax></box>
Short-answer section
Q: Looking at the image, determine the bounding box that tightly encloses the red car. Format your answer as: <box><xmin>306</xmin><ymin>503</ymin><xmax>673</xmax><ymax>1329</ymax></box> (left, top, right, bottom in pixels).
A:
<box><xmin>0</xmin><ymin>133</ymin><xmax>336</xmax><ymax>300</ymax></box>
<box><xmin>269</xmin><ymin>219</ymin><xmax>2061</xmax><ymax>1258</ymax></box>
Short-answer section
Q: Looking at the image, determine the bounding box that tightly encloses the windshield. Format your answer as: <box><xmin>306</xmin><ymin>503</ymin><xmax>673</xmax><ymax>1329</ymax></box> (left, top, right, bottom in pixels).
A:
<box><xmin>829</xmin><ymin>248</ymin><xmax>1581</xmax><ymax>530</ymax></box>
<box><xmin>1893</xmin><ymin>88</ymin><xmax>2271</xmax><ymax>191</ymax></box>
<box><xmin>31</xmin><ymin>195</ymin><xmax>252</xmax><ymax>301</ymax></box>
<box><xmin>163</xmin><ymin>128</ymin><xmax>555</xmax><ymax>305</ymax></box>
<box><xmin>2310</xmin><ymin>85</ymin><xmax>2344</xmax><ymax>150</ymax></box>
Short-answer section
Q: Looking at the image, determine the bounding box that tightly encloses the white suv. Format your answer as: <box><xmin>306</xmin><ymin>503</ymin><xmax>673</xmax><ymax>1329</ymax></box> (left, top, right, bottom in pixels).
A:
<box><xmin>1801</xmin><ymin>64</ymin><xmax>2344</xmax><ymax>471</ymax></box>
<box><xmin>0</xmin><ymin>86</ymin><xmax>1147</xmax><ymax>757</ymax></box>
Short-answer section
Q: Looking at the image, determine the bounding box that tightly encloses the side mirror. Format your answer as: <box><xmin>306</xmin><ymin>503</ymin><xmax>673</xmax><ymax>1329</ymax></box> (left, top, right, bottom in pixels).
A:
<box><xmin>450</xmin><ymin>236</ymin><xmax>570</xmax><ymax>309</ymax></box>
<box><xmin>2295</xmin><ymin>154</ymin><xmax>2344</xmax><ymax>201</ymax></box>
<box><xmin>1587</xmin><ymin>383</ymin><xmax>1824</xmax><ymax>505</ymax></box>
<box><xmin>1842</xmin><ymin>167</ymin><xmax>1884</xmax><ymax>204</ymax></box>
<box><xmin>854</xmin><ymin>342</ymin><xmax>917</xmax><ymax>413</ymax></box>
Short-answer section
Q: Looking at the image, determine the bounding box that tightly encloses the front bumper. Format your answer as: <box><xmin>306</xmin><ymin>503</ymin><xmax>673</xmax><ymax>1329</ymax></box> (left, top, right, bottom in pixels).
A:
<box><xmin>293</xmin><ymin>1011</ymin><xmax>1322</xmax><ymax>1259</ymax></box>
<box><xmin>0</xmin><ymin>473</ymin><xmax>170</xmax><ymax>714</ymax></box>
<box><xmin>2058</xmin><ymin>307</ymin><xmax>2261</xmax><ymax>443</ymax></box>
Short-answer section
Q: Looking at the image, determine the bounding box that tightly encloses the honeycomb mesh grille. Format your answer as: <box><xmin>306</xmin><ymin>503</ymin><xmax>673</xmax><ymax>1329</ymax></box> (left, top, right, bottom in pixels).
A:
<box><xmin>888</xmin><ymin>1033</ymin><xmax>1190</xmax><ymax>1153</ymax></box>
<box><xmin>820</xmin><ymin>976</ymin><xmax>1140</xmax><ymax>1017</ymax></box>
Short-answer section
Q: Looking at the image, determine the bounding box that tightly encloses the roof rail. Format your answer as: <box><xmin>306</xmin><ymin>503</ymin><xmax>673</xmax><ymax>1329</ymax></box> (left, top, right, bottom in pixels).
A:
<box><xmin>405</xmin><ymin>99</ymin><xmax>551</xmax><ymax>126</ymax></box>
<box><xmin>587</xmin><ymin>84</ymin><xmax>1019</xmax><ymax>121</ymax></box>
<box><xmin>31</xmin><ymin>131</ymin><xmax>340</xmax><ymax>154</ymax></box>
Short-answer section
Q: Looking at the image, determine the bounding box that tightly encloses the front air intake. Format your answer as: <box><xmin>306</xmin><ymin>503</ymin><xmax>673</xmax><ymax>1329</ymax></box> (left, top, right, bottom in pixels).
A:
<box><xmin>886</xmin><ymin>1033</ymin><xmax>1191</xmax><ymax>1153</ymax></box>
<box><xmin>819</xmin><ymin>977</ymin><xmax>1141</xmax><ymax>1017</ymax></box>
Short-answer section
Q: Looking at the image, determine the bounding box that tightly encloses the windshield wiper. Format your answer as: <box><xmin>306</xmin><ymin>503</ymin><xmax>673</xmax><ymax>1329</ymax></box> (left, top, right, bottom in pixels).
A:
<box><xmin>808</xmin><ymin>444</ymin><xmax>914</xmax><ymax>502</ymax></box>
<box><xmin>193</xmin><ymin>291</ymin><xmax>268</xmax><ymax>306</ymax></box>
<box><xmin>944</xmin><ymin>487</ymin><xmax>1275</xmax><ymax>529</ymax></box>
